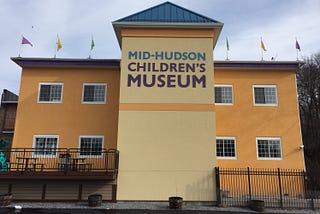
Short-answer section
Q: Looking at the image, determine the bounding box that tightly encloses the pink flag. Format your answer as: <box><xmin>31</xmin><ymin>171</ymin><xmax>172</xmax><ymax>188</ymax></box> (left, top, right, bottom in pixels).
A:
<box><xmin>21</xmin><ymin>36</ymin><xmax>33</xmax><ymax>47</ymax></box>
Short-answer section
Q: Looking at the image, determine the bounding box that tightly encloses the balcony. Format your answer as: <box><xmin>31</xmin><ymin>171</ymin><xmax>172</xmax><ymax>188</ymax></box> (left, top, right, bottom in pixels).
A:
<box><xmin>0</xmin><ymin>148</ymin><xmax>119</xmax><ymax>180</ymax></box>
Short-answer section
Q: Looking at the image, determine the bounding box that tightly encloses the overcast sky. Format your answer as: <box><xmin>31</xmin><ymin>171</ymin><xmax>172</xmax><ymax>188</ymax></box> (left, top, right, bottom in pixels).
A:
<box><xmin>1</xmin><ymin>0</ymin><xmax>319</xmax><ymax>95</ymax></box>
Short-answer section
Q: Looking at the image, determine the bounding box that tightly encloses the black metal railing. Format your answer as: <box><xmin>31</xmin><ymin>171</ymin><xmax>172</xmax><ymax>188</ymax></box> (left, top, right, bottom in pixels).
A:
<box><xmin>0</xmin><ymin>148</ymin><xmax>119</xmax><ymax>175</ymax></box>
<box><xmin>215</xmin><ymin>167</ymin><xmax>320</xmax><ymax>210</ymax></box>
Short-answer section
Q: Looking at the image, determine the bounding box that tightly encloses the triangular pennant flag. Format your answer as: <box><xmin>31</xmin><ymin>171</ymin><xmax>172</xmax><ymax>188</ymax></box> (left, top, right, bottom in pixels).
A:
<box><xmin>21</xmin><ymin>36</ymin><xmax>33</xmax><ymax>47</ymax></box>
<box><xmin>226</xmin><ymin>37</ymin><xmax>230</xmax><ymax>51</ymax></box>
<box><xmin>296</xmin><ymin>40</ymin><xmax>301</xmax><ymax>51</ymax></box>
<box><xmin>261</xmin><ymin>39</ymin><xmax>267</xmax><ymax>51</ymax></box>
<box><xmin>57</xmin><ymin>36</ymin><xmax>62</xmax><ymax>51</ymax></box>
<box><xmin>91</xmin><ymin>38</ymin><xmax>95</xmax><ymax>51</ymax></box>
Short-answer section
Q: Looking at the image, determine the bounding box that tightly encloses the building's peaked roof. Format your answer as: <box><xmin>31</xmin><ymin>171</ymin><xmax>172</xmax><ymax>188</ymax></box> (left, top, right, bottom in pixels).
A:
<box><xmin>1</xmin><ymin>89</ymin><xmax>18</xmax><ymax>104</ymax></box>
<box><xmin>113</xmin><ymin>2</ymin><xmax>223</xmax><ymax>49</ymax></box>
<box><xmin>115</xmin><ymin>1</ymin><xmax>220</xmax><ymax>23</ymax></box>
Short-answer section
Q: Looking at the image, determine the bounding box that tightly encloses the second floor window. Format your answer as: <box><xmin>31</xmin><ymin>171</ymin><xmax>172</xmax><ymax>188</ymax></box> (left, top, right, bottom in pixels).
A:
<box><xmin>38</xmin><ymin>83</ymin><xmax>63</xmax><ymax>103</ymax></box>
<box><xmin>215</xmin><ymin>85</ymin><xmax>233</xmax><ymax>105</ymax></box>
<box><xmin>82</xmin><ymin>83</ymin><xmax>107</xmax><ymax>104</ymax></box>
<box><xmin>253</xmin><ymin>85</ymin><xmax>278</xmax><ymax>105</ymax></box>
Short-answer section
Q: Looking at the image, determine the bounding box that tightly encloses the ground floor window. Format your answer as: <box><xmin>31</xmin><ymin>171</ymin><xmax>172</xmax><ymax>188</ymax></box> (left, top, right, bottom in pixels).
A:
<box><xmin>256</xmin><ymin>137</ymin><xmax>282</xmax><ymax>159</ymax></box>
<box><xmin>216</xmin><ymin>137</ymin><xmax>236</xmax><ymax>159</ymax></box>
<box><xmin>79</xmin><ymin>136</ymin><xmax>103</xmax><ymax>157</ymax></box>
<box><xmin>33</xmin><ymin>135</ymin><xmax>58</xmax><ymax>157</ymax></box>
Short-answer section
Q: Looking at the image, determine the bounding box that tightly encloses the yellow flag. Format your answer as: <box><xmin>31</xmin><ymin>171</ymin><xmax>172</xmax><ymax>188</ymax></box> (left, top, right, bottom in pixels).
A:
<box><xmin>261</xmin><ymin>39</ymin><xmax>267</xmax><ymax>51</ymax></box>
<box><xmin>57</xmin><ymin>36</ymin><xmax>62</xmax><ymax>51</ymax></box>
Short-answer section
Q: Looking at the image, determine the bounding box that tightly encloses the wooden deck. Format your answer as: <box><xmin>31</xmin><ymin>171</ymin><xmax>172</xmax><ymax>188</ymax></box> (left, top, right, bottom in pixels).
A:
<box><xmin>0</xmin><ymin>148</ymin><xmax>119</xmax><ymax>180</ymax></box>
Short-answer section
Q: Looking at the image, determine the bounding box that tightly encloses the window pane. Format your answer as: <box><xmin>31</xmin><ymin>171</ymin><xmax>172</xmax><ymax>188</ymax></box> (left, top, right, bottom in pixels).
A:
<box><xmin>269</xmin><ymin>140</ymin><xmax>281</xmax><ymax>158</ymax></box>
<box><xmin>35</xmin><ymin>137</ymin><xmax>46</xmax><ymax>150</ymax></box>
<box><xmin>34</xmin><ymin>136</ymin><xmax>58</xmax><ymax>156</ymax></box>
<box><xmin>80</xmin><ymin>137</ymin><xmax>103</xmax><ymax>156</ymax></box>
<box><xmin>224</xmin><ymin>139</ymin><xmax>235</xmax><ymax>157</ymax></box>
<box><xmin>254</xmin><ymin>88</ymin><xmax>265</xmax><ymax>104</ymax></box>
<box><xmin>257</xmin><ymin>139</ymin><xmax>281</xmax><ymax>159</ymax></box>
<box><xmin>39</xmin><ymin>85</ymin><xmax>51</xmax><ymax>102</ymax></box>
<box><xmin>216</xmin><ymin>139</ymin><xmax>224</xmax><ymax>157</ymax></box>
<box><xmin>215</xmin><ymin>87</ymin><xmax>222</xmax><ymax>103</ymax></box>
<box><xmin>216</xmin><ymin>138</ymin><xmax>235</xmax><ymax>158</ymax></box>
<box><xmin>83</xmin><ymin>86</ymin><xmax>95</xmax><ymax>102</ymax></box>
<box><xmin>93</xmin><ymin>85</ymin><xmax>105</xmax><ymax>102</ymax></box>
<box><xmin>91</xmin><ymin>138</ymin><xmax>103</xmax><ymax>155</ymax></box>
<box><xmin>264</xmin><ymin>87</ymin><xmax>277</xmax><ymax>104</ymax></box>
<box><xmin>254</xmin><ymin>86</ymin><xmax>277</xmax><ymax>105</ymax></box>
<box><xmin>257</xmin><ymin>140</ymin><xmax>269</xmax><ymax>157</ymax></box>
<box><xmin>80</xmin><ymin>137</ymin><xmax>91</xmax><ymax>156</ymax></box>
<box><xmin>83</xmin><ymin>85</ymin><xmax>106</xmax><ymax>103</ymax></box>
<box><xmin>50</xmin><ymin>85</ymin><xmax>62</xmax><ymax>102</ymax></box>
<box><xmin>39</xmin><ymin>84</ymin><xmax>62</xmax><ymax>102</ymax></box>
<box><xmin>215</xmin><ymin>86</ymin><xmax>232</xmax><ymax>104</ymax></box>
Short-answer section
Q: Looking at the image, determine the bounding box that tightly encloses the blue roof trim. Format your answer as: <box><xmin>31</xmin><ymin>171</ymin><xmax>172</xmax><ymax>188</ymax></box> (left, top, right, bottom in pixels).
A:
<box><xmin>114</xmin><ymin>1</ymin><xmax>221</xmax><ymax>23</ymax></box>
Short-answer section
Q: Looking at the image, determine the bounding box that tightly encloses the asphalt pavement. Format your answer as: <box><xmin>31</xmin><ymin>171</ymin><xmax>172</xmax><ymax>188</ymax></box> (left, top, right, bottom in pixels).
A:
<box><xmin>0</xmin><ymin>201</ymin><xmax>318</xmax><ymax>214</ymax></box>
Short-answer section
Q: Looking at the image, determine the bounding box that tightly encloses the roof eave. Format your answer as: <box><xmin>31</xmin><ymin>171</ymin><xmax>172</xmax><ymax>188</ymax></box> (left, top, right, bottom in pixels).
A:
<box><xmin>11</xmin><ymin>57</ymin><xmax>121</xmax><ymax>69</ymax></box>
<box><xmin>214</xmin><ymin>60</ymin><xmax>303</xmax><ymax>70</ymax></box>
<box><xmin>112</xmin><ymin>21</ymin><xmax>223</xmax><ymax>49</ymax></box>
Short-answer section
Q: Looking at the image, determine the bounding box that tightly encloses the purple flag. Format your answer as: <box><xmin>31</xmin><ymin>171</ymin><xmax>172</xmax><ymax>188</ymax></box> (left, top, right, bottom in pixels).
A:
<box><xmin>296</xmin><ymin>40</ymin><xmax>301</xmax><ymax>51</ymax></box>
<box><xmin>21</xmin><ymin>36</ymin><xmax>33</xmax><ymax>47</ymax></box>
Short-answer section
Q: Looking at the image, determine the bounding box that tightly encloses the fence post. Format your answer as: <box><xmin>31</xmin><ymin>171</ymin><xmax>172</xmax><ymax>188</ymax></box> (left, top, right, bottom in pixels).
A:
<box><xmin>215</xmin><ymin>167</ymin><xmax>221</xmax><ymax>206</ymax></box>
<box><xmin>247</xmin><ymin>167</ymin><xmax>252</xmax><ymax>201</ymax></box>
<box><xmin>277</xmin><ymin>168</ymin><xmax>283</xmax><ymax>208</ymax></box>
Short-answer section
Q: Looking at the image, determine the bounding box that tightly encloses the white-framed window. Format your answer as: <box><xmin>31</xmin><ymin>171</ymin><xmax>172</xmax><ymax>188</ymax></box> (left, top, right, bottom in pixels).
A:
<box><xmin>82</xmin><ymin>83</ymin><xmax>107</xmax><ymax>104</ymax></box>
<box><xmin>256</xmin><ymin>137</ymin><xmax>282</xmax><ymax>160</ymax></box>
<box><xmin>215</xmin><ymin>85</ymin><xmax>233</xmax><ymax>105</ymax></box>
<box><xmin>33</xmin><ymin>135</ymin><xmax>59</xmax><ymax>157</ymax></box>
<box><xmin>79</xmin><ymin>135</ymin><xmax>104</xmax><ymax>157</ymax></box>
<box><xmin>38</xmin><ymin>83</ymin><xmax>63</xmax><ymax>103</ymax></box>
<box><xmin>216</xmin><ymin>137</ymin><xmax>237</xmax><ymax>159</ymax></box>
<box><xmin>253</xmin><ymin>85</ymin><xmax>278</xmax><ymax>106</ymax></box>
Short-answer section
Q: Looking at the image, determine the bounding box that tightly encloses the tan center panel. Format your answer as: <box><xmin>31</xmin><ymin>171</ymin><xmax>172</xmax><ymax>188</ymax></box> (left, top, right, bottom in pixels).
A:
<box><xmin>117</xmin><ymin>28</ymin><xmax>217</xmax><ymax>201</ymax></box>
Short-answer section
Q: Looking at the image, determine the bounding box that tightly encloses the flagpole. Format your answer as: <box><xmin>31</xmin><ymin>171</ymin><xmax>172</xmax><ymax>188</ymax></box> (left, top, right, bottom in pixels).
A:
<box><xmin>260</xmin><ymin>37</ymin><xmax>263</xmax><ymax>61</ymax></box>
<box><xmin>225</xmin><ymin>37</ymin><xmax>229</xmax><ymax>60</ymax></box>
<box><xmin>18</xmin><ymin>36</ymin><xmax>23</xmax><ymax>57</ymax></box>
<box><xmin>89</xmin><ymin>36</ymin><xmax>92</xmax><ymax>59</ymax></box>
<box><xmin>295</xmin><ymin>37</ymin><xmax>299</xmax><ymax>61</ymax></box>
<box><xmin>54</xmin><ymin>34</ymin><xmax>59</xmax><ymax>58</ymax></box>
<box><xmin>54</xmin><ymin>35</ymin><xmax>57</xmax><ymax>58</ymax></box>
<box><xmin>89</xmin><ymin>36</ymin><xmax>94</xmax><ymax>59</ymax></box>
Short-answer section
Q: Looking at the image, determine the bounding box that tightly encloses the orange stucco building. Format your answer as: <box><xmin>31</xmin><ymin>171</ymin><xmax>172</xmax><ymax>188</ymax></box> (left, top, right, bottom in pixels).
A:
<box><xmin>3</xmin><ymin>2</ymin><xmax>304</xmax><ymax>203</ymax></box>
<box><xmin>214</xmin><ymin>62</ymin><xmax>304</xmax><ymax>169</ymax></box>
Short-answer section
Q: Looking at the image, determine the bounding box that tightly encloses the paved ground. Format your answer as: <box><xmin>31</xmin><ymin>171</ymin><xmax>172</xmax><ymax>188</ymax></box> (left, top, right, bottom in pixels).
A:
<box><xmin>0</xmin><ymin>201</ymin><xmax>318</xmax><ymax>213</ymax></box>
